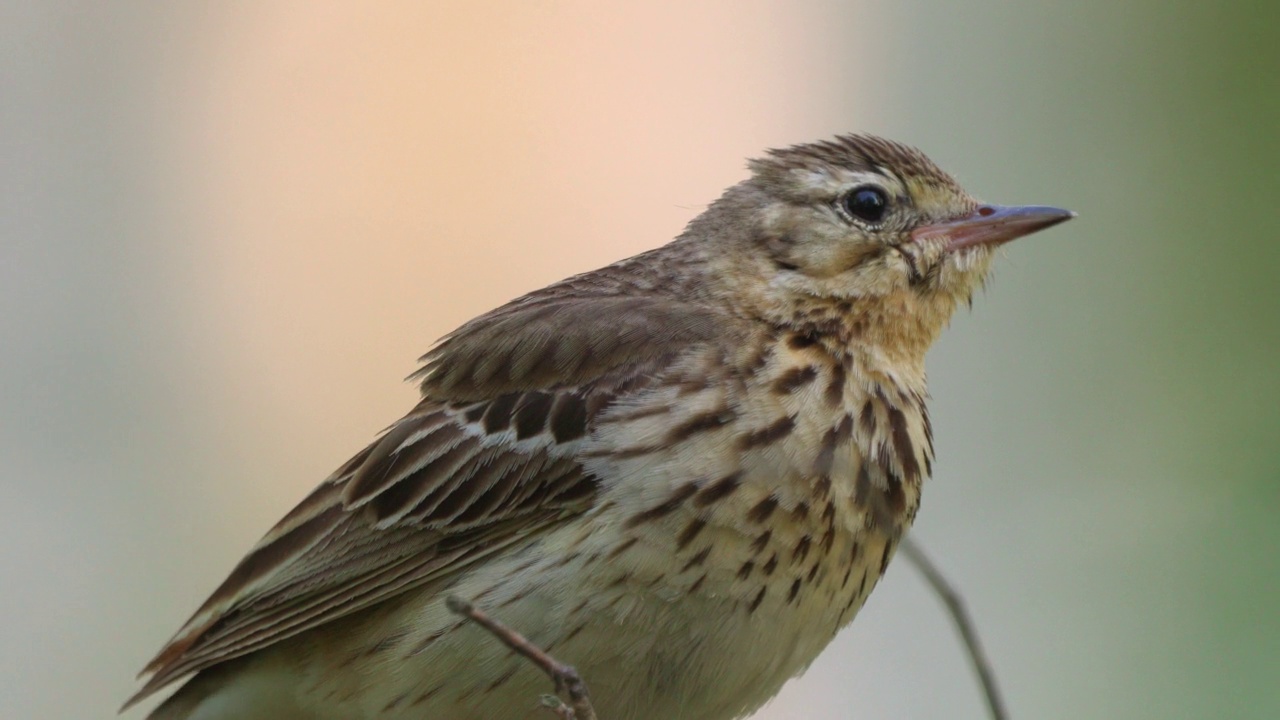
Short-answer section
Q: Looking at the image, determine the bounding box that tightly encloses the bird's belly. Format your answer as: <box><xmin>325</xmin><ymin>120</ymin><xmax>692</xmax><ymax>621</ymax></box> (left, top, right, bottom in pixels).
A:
<box><xmin>269</xmin><ymin>506</ymin><xmax>895</xmax><ymax>720</ymax></box>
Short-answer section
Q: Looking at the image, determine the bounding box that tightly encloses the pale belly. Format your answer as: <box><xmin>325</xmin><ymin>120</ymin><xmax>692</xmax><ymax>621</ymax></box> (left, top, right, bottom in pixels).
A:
<box><xmin>193</xmin><ymin>505</ymin><xmax>895</xmax><ymax>720</ymax></box>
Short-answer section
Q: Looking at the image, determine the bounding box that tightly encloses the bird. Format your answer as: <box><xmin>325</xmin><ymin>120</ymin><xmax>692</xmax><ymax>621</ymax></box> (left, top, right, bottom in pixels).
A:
<box><xmin>124</xmin><ymin>134</ymin><xmax>1073</xmax><ymax>720</ymax></box>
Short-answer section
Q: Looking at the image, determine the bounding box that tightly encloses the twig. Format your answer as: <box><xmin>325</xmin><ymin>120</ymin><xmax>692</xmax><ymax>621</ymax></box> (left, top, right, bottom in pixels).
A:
<box><xmin>446</xmin><ymin>596</ymin><xmax>599</xmax><ymax>720</ymax></box>
<box><xmin>900</xmin><ymin>536</ymin><xmax>1009</xmax><ymax>720</ymax></box>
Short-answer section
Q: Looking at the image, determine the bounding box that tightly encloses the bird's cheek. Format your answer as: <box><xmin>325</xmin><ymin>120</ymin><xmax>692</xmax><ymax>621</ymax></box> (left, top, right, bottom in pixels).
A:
<box><xmin>842</xmin><ymin>254</ymin><xmax>908</xmax><ymax>297</ymax></box>
<box><xmin>829</xmin><ymin>242</ymin><xmax>885</xmax><ymax>276</ymax></box>
<box><xmin>778</xmin><ymin>240</ymin><xmax>865</xmax><ymax>280</ymax></box>
<box><xmin>881</xmin><ymin>246</ymin><xmax>923</xmax><ymax>289</ymax></box>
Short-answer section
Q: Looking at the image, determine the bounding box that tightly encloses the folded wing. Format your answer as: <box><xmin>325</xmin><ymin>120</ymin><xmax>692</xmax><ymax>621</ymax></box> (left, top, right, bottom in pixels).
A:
<box><xmin>125</xmin><ymin>292</ymin><xmax>733</xmax><ymax>710</ymax></box>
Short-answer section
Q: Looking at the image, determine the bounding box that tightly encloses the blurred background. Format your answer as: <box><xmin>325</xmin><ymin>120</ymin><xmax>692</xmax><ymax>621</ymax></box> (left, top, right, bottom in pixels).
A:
<box><xmin>4</xmin><ymin>2</ymin><xmax>1277</xmax><ymax>718</ymax></box>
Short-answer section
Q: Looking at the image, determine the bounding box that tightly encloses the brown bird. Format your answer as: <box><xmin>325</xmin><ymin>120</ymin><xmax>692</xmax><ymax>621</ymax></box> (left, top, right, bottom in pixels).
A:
<box><xmin>124</xmin><ymin>134</ymin><xmax>1072</xmax><ymax>719</ymax></box>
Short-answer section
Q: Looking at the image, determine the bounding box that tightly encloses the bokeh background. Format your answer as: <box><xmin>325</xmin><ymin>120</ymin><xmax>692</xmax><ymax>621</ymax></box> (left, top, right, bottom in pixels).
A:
<box><xmin>4</xmin><ymin>2</ymin><xmax>1277</xmax><ymax>718</ymax></box>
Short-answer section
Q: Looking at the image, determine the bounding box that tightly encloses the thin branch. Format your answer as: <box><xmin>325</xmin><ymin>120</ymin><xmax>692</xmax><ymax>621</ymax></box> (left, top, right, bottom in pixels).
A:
<box><xmin>446</xmin><ymin>596</ymin><xmax>599</xmax><ymax>720</ymax></box>
<box><xmin>900</xmin><ymin>536</ymin><xmax>1009</xmax><ymax>720</ymax></box>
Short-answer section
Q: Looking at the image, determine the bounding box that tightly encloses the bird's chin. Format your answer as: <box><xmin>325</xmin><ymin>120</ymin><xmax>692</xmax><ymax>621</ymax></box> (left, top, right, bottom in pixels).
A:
<box><xmin>923</xmin><ymin>245</ymin><xmax>995</xmax><ymax>300</ymax></box>
<box><xmin>943</xmin><ymin>244</ymin><xmax>996</xmax><ymax>275</ymax></box>
<box><xmin>895</xmin><ymin>238</ymin><xmax>993</xmax><ymax>294</ymax></box>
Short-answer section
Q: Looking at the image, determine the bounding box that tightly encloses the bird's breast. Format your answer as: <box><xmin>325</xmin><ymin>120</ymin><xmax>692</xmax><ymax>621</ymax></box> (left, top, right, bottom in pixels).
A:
<box><xmin>566</xmin><ymin>335</ymin><xmax>934</xmax><ymax>695</ymax></box>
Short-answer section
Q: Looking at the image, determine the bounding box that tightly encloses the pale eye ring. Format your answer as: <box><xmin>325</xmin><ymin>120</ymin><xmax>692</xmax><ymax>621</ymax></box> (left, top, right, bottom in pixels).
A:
<box><xmin>841</xmin><ymin>185</ymin><xmax>890</xmax><ymax>224</ymax></box>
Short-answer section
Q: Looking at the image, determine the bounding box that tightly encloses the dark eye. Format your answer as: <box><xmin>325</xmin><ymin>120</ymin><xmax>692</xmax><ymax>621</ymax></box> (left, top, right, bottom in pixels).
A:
<box><xmin>842</xmin><ymin>186</ymin><xmax>889</xmax><ymax>224</ymax></box>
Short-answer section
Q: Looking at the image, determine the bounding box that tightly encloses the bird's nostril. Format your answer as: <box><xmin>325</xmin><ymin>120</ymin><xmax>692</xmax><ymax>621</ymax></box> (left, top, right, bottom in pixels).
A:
<box><xmin>977</xmin><ymin>206</ymin><xmax>996</xmax><ymax>217</ymax></box>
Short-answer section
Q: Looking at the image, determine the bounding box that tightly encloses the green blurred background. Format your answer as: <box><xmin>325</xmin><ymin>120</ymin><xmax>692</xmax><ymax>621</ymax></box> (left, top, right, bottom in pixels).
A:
<box><xmin>3</xmin><ymin>2</ymin><xmax>1277</xmax><ymax>718</ymax></box>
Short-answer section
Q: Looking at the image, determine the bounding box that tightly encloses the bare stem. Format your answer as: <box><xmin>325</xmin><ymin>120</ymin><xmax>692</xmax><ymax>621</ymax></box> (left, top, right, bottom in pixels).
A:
<box><xmin>900</xmin><ymin>537</ymin><xmax>1010</xmax><ymax>720</ymax></box>
<box><xmin>446</xmin><ymin>596</ymin><xmax>598</xmax><ymax>720</ymax></box>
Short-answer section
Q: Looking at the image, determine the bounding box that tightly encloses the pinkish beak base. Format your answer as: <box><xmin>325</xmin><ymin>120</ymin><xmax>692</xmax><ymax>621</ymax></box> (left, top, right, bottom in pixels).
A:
<box><xmin>912</xmin><ymin>204</ymin><xmax>1076</xmax><ymax>252</ymax></box>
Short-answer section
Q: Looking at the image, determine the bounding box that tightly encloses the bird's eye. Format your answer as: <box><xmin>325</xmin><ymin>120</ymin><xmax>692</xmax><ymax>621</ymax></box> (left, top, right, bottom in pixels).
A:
<box><xmin>841</xmin><ymin>186</ymin><xmax>889</xmax><ymax>224</ymax></box>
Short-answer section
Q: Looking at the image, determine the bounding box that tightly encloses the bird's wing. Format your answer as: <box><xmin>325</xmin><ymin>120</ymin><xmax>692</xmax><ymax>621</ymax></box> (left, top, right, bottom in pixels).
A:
<box><xmin>125</xmin><ymin>293</ymin><xmax>733</xmax><ymax>710</ymax></box>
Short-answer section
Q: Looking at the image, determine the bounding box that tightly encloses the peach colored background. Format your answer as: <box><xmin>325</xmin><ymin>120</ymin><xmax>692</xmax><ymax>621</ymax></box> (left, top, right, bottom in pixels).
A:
<box><xmin>6</xmin><ymin>2</ymin><xmax>1278</xmax><ymax>719</ymax></box>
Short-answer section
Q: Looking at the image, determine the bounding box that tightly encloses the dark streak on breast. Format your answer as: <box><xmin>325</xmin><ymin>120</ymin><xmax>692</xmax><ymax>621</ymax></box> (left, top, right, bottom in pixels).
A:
<box><xmin>825</xmin><ymin>361</ymin><xmax>846</xmax><ymax>407</ymax></box>
<box><xmin>886</xmin><ymin>404</ymin><xmax>920</xmax><ymax>482</ymax></box>
<box><xmin>667</xmin><ymin>409</ymin><xmax>737</xmax><ymax>443</ymax></box>
<box><xmin>680</xmin><ymin>546</ymin><xmax>713</xmax><ymax>573</ymax></box>
<box><xmin>813</xmin><ymin>413</ymin><xmax>854</xmax><ymax>477</ymax></box>
<box><xmin>772</xmin><ymin>365</ymin><xmax>818</xmax><ymax>394</ymax></box>
<box><xmin>693</xmin><ymin>471</ymin><xmax>742</xmax><ymax>507</ymax></box>
<box><xmin>606</xmin><ymin>537</ymin><xmax>637</xmax><ymax>560</ymax></box>
<box><xmin>791</xmin><ymin>535</ymin><xmax>812</xmax><ymax>564</ymax></box>
<box><xmin>624</xmin><ymin>482</ymin><xmax>698</xmax><ymax>529</ymax></box>
<box><xmin>676</xmin><ymin>517</ymin><xmax>707</xmax><ymax>550</ymax></box>
<box><xmin>858</xmin><ymin>399</ymin><xmax>876</xmax><ymax>437</ymax></box>
<box><xmin>883</xmin><ymin>472</ymin><xmax>906</xmax><ymax>515</ymax></box>
<box><xmin>787</xmin><ymin>332</ymin><xmax>819</xmax><ymax>350</ymax></box>
<box><xmin>747</xmin><ymin>496</ymin><xmax>779</xmax><ymax>524</ymax></box>
<box><xmin>738</xmin><ymin>415</ymin><xmax>797</xmax><ymax>450</ymax></box>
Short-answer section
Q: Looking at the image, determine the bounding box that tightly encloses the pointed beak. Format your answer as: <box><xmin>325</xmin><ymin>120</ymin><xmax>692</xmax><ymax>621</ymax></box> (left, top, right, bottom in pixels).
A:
<box><xmin>912</xmin><ymin>204</ymin><xmax>1076</xmax><ymax>252</ymax></box>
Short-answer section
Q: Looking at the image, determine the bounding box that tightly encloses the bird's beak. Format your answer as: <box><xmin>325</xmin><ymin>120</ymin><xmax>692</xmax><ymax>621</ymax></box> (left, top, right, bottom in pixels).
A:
<box><xmin>912</xmin><ymin>205</ymin><xmax>1075</xmax><ymax>252</ymax></box>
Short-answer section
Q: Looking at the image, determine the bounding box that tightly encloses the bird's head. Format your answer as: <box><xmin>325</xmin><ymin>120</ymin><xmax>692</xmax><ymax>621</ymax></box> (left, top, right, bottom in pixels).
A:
<box><xmin>695</xmin><ymin>134</ymin><xmax>1073</xmax><ymax>356</ymax></box>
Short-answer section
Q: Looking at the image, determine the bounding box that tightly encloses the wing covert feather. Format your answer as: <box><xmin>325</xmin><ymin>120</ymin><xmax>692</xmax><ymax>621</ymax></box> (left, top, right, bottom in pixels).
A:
<box><xmin>126</xmin><ymin>295</ymin><xmax>737</xmax><ymax>711</ymax></box>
